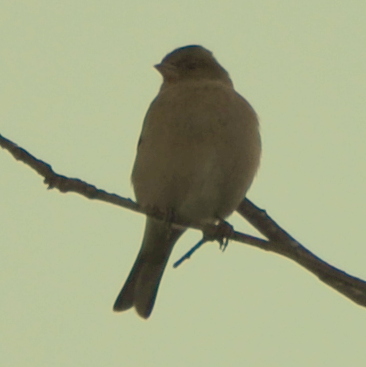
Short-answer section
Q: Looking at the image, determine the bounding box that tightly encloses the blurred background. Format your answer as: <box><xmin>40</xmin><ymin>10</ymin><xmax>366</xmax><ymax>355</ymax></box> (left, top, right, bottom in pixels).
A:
<box><xmin>1</xmin><ymin>1</ymin><xmax>366</xmax><ymax>366</ymax></box>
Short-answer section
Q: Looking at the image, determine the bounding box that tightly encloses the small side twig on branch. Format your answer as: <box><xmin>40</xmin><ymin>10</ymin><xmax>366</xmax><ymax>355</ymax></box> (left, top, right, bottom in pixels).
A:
<box><xmin>1</xmin><ymin>133</ymin><xmax>366</xmax><ymax>308</ymax></box>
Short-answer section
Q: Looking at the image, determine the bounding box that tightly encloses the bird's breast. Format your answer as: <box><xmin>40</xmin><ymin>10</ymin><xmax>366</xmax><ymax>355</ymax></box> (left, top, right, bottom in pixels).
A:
<box><xmin>132</xmin><ymin>81</ymin><xmax>261</xmax><ymax>225</ymax></box>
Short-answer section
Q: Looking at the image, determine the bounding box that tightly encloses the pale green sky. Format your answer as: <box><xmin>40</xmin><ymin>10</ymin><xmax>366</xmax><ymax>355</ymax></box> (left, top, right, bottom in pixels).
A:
<box><xmin>1</xmin><ymin>1</ymin><xmax>366</xmax><ymax>366</ymax></box>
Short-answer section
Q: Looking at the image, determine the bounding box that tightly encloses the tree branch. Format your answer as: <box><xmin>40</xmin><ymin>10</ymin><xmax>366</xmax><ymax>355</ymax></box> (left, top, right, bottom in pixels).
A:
<box><xmin>237</xmin><ymin>200</ymin><xmax>366</xmax><ymax>307</ymax></box>
<box><xmin>1</xmin><ymin>133</ymin><xmax>366</xmax><ymax>308</ymax></box>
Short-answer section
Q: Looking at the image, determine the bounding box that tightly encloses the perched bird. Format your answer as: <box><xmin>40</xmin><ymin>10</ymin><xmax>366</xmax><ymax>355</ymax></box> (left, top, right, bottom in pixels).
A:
<box><xmin>113</xmin><ymin>45</ymin><xmax>261</xmax><ymax>318</ymax></box>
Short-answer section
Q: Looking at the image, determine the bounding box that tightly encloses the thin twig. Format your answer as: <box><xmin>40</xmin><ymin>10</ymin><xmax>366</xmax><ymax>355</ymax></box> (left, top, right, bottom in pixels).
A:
<box><xmin>173</xmin><ymin>238</ymin><xmax>207</xmax><ymax>268</ymax></box>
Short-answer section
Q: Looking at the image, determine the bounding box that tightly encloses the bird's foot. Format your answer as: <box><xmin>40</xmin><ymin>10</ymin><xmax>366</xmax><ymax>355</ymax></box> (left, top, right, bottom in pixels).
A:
<box><xmin>202</xmin><ymin>220</ymin><xmax>233</xmax><ymax>251</ymax></box>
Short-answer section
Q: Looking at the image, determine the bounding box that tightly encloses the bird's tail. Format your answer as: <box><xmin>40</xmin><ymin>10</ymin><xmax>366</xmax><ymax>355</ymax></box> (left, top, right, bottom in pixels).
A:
<box><xmin>113</xmin><ymin>218</ymin><xmax>185</xmax><ymax>318</ymax></box>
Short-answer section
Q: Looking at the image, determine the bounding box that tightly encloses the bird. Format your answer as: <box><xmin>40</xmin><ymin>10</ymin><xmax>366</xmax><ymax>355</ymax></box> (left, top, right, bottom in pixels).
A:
<box><xmin>113</xmin><ymin>45</ymin><xmax>261</xmax><ymax>318</ymax></box>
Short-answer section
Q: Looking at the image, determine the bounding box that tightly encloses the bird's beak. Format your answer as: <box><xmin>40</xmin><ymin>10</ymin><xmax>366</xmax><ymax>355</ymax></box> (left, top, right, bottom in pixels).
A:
<box><xmin>154</xmin><ymin>63</ymin><xmax>178</xmax><ymax>80</ymax></box>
